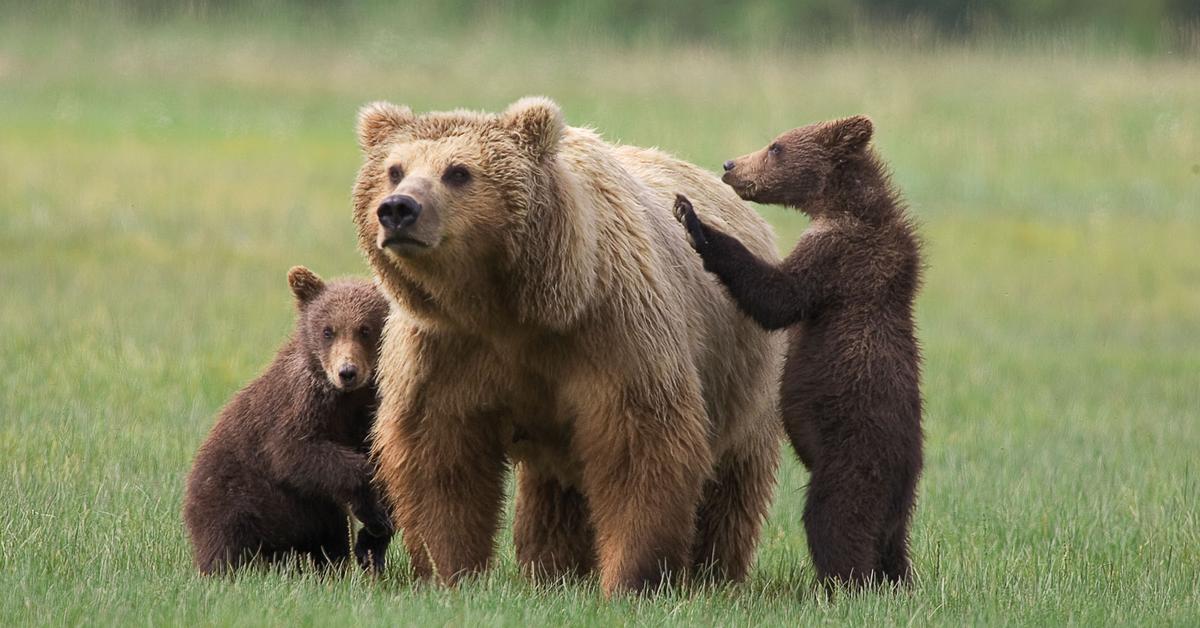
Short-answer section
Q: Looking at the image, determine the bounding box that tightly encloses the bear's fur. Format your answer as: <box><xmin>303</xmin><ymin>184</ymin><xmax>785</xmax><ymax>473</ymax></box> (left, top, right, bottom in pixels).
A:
<box><xmin>352</xmin><ymin>97</ymin><xmax>783</xmax><ymax>596</ymax></box>
<box><xmin>673</xmin><ymin>116</ymin><xmax>924</xmax><ymax>587</ymax></box>
<box><xmin>183</xmin><ymin>267</ymin><xmax>394</xmax><ymax>575</ymax></box>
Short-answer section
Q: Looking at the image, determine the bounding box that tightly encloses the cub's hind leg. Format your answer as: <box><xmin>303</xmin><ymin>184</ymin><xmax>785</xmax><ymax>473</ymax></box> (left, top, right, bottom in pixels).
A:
<box><xmin>803</xmin><ymin>463</ymin><xmax>886</xmax><ymax>588</ymax></box>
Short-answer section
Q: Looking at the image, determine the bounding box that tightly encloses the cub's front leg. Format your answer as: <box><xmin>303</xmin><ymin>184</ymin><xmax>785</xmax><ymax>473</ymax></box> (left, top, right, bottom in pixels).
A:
<box><xmin>673</xmin><ymin>194</ymin><xmax>713</xmax><ymax>254</ymax></box>
<box><xmin>673</xmin><ymin>193</ymin><xmax>815</xmax><ymax>331</ymax></box>
<box><xmin>351</xmin><ymin>485</ymin><xmax>394</xmax><ymax>574</ymax></box>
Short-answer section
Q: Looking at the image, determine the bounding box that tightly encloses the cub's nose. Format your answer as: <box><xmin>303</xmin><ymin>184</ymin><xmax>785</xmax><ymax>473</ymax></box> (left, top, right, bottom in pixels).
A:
<box><xmin>723</xmin><ymin>160</ymin><xmax>736</xmax><ymax>172</ymax></box>
<box><xmin>338</xmin><ymin>364</ymin><xmax>358</xmax><ymax>385</ymax></box>
<box><xmin>377</xmin><ymin>195</ymin><xmax>422</xmax><ymax>231</ymax></box>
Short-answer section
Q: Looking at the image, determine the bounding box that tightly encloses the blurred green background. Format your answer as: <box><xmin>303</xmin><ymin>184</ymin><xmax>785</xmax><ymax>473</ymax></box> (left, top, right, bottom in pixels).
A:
<box><xmin>1</xmin><ymin>2</ymin><xmax>1198</xmax><ymax>626</ymax></box>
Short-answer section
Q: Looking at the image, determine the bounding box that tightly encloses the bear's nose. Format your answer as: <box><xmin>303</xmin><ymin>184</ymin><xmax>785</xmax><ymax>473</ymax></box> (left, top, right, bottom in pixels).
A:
<box><xmin>338</xmin><ymin>364</ymin><xmax>358</xmax><ymax>384</ymax></box>
<box><xmin>377</xmin><ymin>195</ymin><xmax>422</xmax><ymax>231</ymax></box>
<box><xmin>723</xmin><ymin>160</ymin><xmax>736</xmax><ymax>172</ymax></box>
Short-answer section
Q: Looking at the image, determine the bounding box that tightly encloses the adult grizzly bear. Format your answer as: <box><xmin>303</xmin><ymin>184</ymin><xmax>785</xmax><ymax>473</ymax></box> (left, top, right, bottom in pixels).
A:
<box><xmin>673</xmin><ymin>116</ymin><xmax>924</xmax><ymax>588</ymax></box>
<box><xmin>352</xmin><ymin>97</ymin><xmax>781</xmax><ymax>596</ymax></box>
<box><xmin>183</xmin><ymin>267</ymin><xmax>394</xmax><ymax>575</ymax></box>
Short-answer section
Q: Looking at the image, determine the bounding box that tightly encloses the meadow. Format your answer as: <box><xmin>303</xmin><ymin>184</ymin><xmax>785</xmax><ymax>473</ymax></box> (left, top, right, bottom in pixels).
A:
<box><xmin>1</xmin><ymin>9</ymin><xmax>1198</xmax><ymax>626</ymax></box>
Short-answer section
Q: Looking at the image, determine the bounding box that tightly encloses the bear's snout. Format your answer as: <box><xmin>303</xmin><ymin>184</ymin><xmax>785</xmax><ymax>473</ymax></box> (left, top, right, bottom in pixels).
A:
<box><xmin>377</xmin><ymin>194</ymin><xmax>422</xmax><ymax>233</ymax></box>
<box><xmin>337</xmin><ymin>364</ymin><xmax>358</xmax><ymax>386</ymax></box>
<box><xmin>328</xmin><ymin>357</ymin><xmax>370</xmax><ymax>392</ymax></box>
<box><xmin>723</xmin><ymin>160</ymin><xmax>736</xmax><ymax>172</ymax></box>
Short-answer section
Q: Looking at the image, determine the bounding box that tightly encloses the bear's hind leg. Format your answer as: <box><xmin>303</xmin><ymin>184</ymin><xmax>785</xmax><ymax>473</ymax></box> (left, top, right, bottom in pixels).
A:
<box><xmin>690</xmin><ymin>431</ymin><xmax>778</xmax><ymax>583</ymax></box>
<box><xmin>513</xmin><ymin>464</ymin><xmax>596</xmax><ymax>582</ymax></box>
<box><xmin>803</xmin><ymin>467</ymin><xmax>886</xmax><ymax>588</ymax></box>
<box><xmin>193</xmin><ymin>515</ymin><xmax>266</xmax><ymax>575</ymax></box>
<box><xmin>878</xmin><ymin>469</ymin><xmax>918</xmax><ymax>586</ymax></box>
<box><xmin>878</xmin><ymin>516</ymin><xmax>912</xmax><ymax>586</ymax></box>
<box><xmin>308</xmin><ymin>515</ymin><xmax>353</xmax><ymax>572</ymax></box>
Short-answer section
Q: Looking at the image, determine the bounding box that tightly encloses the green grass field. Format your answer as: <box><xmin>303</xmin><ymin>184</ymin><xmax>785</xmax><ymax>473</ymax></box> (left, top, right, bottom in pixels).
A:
<box><xmin>1</xmin><ymin>10</ymin><xmax>1198</xmax><ymax>626</ymax></box>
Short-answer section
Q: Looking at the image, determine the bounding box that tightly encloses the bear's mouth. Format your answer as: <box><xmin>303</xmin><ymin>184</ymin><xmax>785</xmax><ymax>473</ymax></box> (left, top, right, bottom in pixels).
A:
<box><xmin>380</xmin><ymin>234</ymin><xmax>430</xmax><ymax>253</ymax></box>
<box><xmin>722</xmin><ymin>173</ymin><xmax>756</xmax><ymax>199</ymax></box>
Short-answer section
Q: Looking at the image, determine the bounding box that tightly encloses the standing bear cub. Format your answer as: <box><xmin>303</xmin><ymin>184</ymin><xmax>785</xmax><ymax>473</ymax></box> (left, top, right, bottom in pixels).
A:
<box><xmin>674</xmin><ymin>116</ymin><xmax>924</xmax><ymax>587</ymax></box>
<box><xmin>183</xmin><ymin>266</ymin><xmax>394</xmax><ymax>575</ymax></box>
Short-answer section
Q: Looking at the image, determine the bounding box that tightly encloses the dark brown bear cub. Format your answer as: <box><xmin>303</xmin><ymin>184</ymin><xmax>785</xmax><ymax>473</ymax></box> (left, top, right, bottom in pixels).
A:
<box><xmin>183</xmin><ymin>266</ymin><xmax>394</xmax><ymax>575</ymax></box>
<box><xmin>674</xmin><ymin>116</ymin><xmax>923</xmax><ymax>588</ymax></box>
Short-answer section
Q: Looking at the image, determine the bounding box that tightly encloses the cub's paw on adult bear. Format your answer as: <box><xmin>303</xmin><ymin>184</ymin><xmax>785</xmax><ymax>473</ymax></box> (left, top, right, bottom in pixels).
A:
<box><xmin>672</xmin><ymin>194</ymin><xmax>710</xmax><ymax>251</ymax></box>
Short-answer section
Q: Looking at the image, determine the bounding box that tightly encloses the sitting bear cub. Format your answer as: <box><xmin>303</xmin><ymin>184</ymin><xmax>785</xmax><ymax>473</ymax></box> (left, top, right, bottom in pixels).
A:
<box><xmin>183</xmin><ymin>266</ymin><xmax>394</xmax><ymax>574</ymax></box>
<box><xmin>674</xmin><ymin>116</ymin><xmax>924</xmax><ymax>588</ymax></box>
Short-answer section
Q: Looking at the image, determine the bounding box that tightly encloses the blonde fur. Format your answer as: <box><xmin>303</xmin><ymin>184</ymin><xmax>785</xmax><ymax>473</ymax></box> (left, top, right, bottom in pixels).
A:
<box><xmin>352</xmin><ymin>98</ymin><xmax>782</xmax><ymax>596</ymax></box>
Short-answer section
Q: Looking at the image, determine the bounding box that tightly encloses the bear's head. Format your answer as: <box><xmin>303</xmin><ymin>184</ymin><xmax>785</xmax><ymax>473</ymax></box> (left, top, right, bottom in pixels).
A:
<box><xmin>351</xmin><ymin>97</ymin><xmax>595</xmax><ymax>331</ymax></box>
<box><xmin>721</xmin><ymin>115</ymin><xmax>874</xmax><ymax>213</ymax></box>
<box><xmin>287</xmin><ymin>266</ymin><xmax>389</xmax><ymax>392</ymax></box>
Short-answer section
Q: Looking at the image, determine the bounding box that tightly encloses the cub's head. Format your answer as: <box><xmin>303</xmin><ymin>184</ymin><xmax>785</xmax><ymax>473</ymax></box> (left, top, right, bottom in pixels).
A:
<box><xmin>351</xmin><ymin>97</ymin><xmax>563</xmax><ymax>270</ymax></box>
<box><xmin>722</xmin><ymin>115</ymin><xmax>874</xmax><ymax>212</ymax></box>
<box><xmin>287</xmin><ymin>266</ymin><xmax>389</xmax><ymax>392</ymax></box>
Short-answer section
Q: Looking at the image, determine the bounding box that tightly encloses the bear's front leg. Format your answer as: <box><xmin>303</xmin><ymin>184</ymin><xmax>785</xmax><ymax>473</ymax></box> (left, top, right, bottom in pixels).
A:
<box><xmin>674</xmin><ymin>193</ymin><xmax>824</xmax><ymax>331</ymax></box>
<box><xmin>571</xmin><ymin>376</ymin><xmax>713</xmax><ymax>596</ymax></box>
<box><xmin>673</xmin><ymin>194</ymin><xmax>711</xmax><ymax>253</ymax></box>
<box><xmin>350</xmin><ymin>486</ymin><xmax>394</xmax><ymax>574</ymax></box>
<box><xmin>354</xmin><ymin>526</ymin><xmax>392</xmax><ymax>575</ymax></box>
<box><xmin>372</xmin><ymin>328</ymin><xmax>509</xmax><ymax>585</ymax></box>
<box><xmin>380</xmin><ymin>408</ymin><xmax>507</xmax><ymax>584</ymax></box>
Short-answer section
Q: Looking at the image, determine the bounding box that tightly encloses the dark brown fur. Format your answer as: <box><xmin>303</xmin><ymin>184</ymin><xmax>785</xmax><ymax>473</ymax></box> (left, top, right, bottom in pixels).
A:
<box><xmin>674</xmin><ymin>116</ymin><xmax>924</xmax><ymax>588</ymax></box>
<box><xmin>183</xmin><ymin>267</ymin><xmax>394</xmax><ymax>575</ymax></box>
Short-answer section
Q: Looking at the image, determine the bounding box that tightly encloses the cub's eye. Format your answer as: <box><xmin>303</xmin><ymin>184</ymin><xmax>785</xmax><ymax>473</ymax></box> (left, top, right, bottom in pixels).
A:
<box><xmin>358</xmin><ymin>325</ymin><xmax>371</xmax><ymax>337</ymax></box>
<box><xmin>322</xmin><ymin>327</ymin><xmax>333</xmax><ymax>340</ymax></box>
<box><xmin>442</xmin><ymin>165</ymin><xmax>471</xmax><ymax>187</ymax></box>
<box><xmin>768</xmin><ymin>143</ymin><xmax>782</xmax><ymax>156</ymax></box>
<box><xmin>387</xmin><ymin>165</ymin><xmax>403</xmax><ymax>185</ymax></box>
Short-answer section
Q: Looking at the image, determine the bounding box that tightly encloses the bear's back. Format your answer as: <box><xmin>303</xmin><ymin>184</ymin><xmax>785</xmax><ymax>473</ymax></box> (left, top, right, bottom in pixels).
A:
<box><xmin>185</xmin><ymin>351</ymin><xmax>299</xmax><ymax>504</ymax></box>
<box><xmin>552</xmin><ymin>128</ymin><xmax>782</xmax><ymax>446</ymax></box>
<box><xmin>613</xmin><ymin>142</ymin><xmax>777</xmax><ymax>262</ymax></box>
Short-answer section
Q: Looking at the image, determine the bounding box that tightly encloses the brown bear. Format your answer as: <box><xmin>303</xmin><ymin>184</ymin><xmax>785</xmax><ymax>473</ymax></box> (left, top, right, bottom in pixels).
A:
<box><xmin>183</xmin><ymin>266</ymin><xmax>394</xmax><ymax>575</ymax></box>
<box><xmin>351</xmin><ymin>97</ymin><xmax>783</xmax><ymax>596</ymax></box>
<box><xmin>673</xmin><ymin>116</ymin><xmax>924</xmax><ymax>588</ymax></box>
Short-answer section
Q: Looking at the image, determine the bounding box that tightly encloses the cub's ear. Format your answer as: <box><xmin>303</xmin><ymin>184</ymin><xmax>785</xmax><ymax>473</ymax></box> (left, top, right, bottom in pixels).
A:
<box><xmin>357</xmin><ymin>101</ymin><xmax>414</xmax><ymax>151</ymax></box>
<box><xmin>287</xmin><ymin>266</ymin><xmax>325</xmax><ymax>307</ymax></box>
<box><xmin>826</xmin><ymin>115</ymin><xmax>874</xmax><ymax>154</ymax></box>
<box><xmin>502</xmin><ymin>96</ymin><xmax>564</xmax><ymax>160</ymax></box>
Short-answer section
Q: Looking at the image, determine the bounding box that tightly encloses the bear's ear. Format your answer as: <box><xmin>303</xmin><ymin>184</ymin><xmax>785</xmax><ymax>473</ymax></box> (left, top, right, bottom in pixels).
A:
<box><xmin>824</xmin><ymin>115</ymin><xmax>874</xmax><ymax>154</ymax></box>
<box><xmin>287</xmin><ymin>266</ymin><xmax>325</xmax><ymax>307</ymax></box>
<box><xmin>502</xmin><ymin>96</ymin><xmax>564</xmax><ymax>160</ymax></box>
<box><xmin>357</xmin><ymin>101</ymin><xmax>414</xmax><ymax>151</ymax></box>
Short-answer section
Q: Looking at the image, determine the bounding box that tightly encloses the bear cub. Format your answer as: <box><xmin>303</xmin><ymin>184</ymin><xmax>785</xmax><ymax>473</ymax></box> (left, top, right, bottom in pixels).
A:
<box><xmin>184</xmin><ymin>266</ymin><xmax>394</xmax><ymax>575</ymax></box>
<box><xmin>674</xmin><ymin>116</ymin><xmax>924</xmax><ymax>587</ymax></box>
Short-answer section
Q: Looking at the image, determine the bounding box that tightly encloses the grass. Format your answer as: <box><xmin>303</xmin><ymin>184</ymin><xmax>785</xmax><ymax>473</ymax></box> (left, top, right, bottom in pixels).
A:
<box><xmin>1</xmin><ymin>9</ymin><xmax>1199</xmax><ymax>626</ymax></box>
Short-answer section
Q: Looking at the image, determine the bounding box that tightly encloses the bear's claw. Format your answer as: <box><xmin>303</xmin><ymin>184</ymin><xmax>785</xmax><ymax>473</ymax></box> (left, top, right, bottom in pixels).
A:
<box><xmin>673</xmin><ymin>194</ymin><xmax>707</xmax><ymax>250</ymax></box>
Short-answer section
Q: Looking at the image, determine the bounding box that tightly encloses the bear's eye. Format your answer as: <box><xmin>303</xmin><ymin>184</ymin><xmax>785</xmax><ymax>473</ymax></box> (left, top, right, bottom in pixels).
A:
<box><xmin>387</xmin><ymin>165</ymin><xmax>404</xmax><ymax>185</ymax></box>
<box><xmin>322</xmin><ymin>326</ymin><xmax>333</xmax><ymax>340</ymax></box>
<box><xmin>442</xmin><ymin>165</ymin><xmax>471</xmax><ymax>187</ymax></box>
<box><xmin>358</xmin><ymin>325</ymin><xmax>371</xmax><ymax>337</ymax></box>
<box><xmin>768</xmin><ymin>143</ymin><xmax>782</xmax><ymax>156</ymax></box>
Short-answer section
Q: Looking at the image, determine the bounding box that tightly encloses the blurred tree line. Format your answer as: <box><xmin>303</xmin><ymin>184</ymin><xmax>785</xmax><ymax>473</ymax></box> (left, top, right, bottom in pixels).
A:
<box><xmin>12</xmin><ymin>0</ymin><xmax>1200</xmax><ymax>52</ymax></box>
